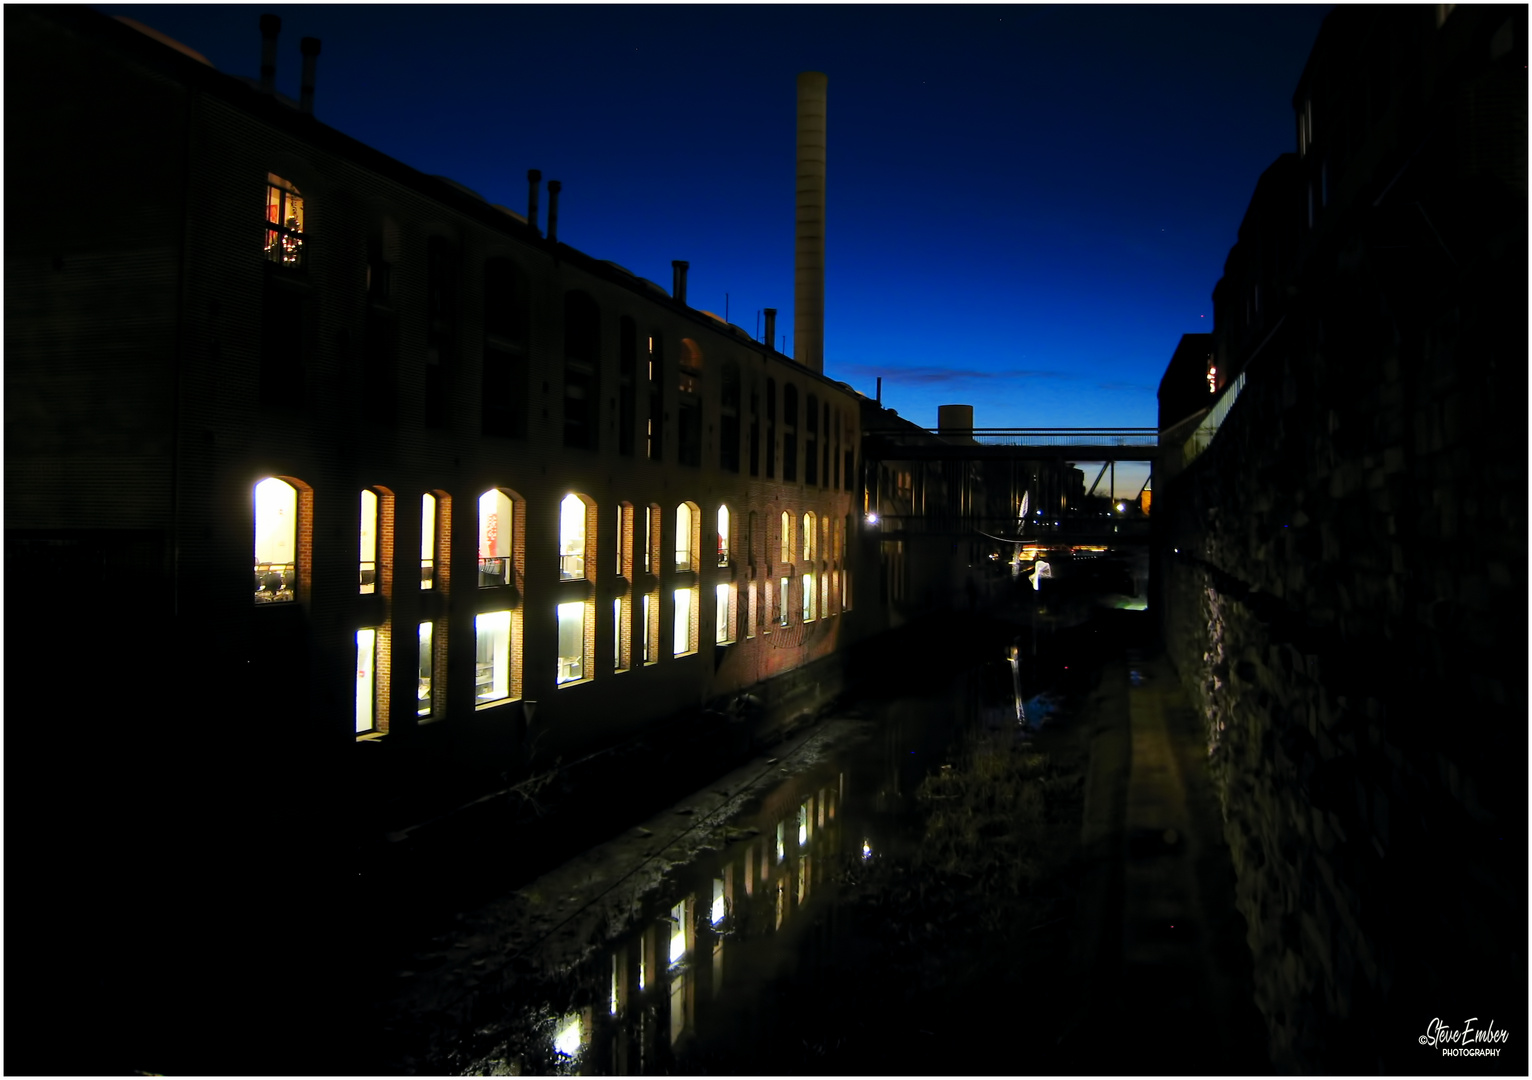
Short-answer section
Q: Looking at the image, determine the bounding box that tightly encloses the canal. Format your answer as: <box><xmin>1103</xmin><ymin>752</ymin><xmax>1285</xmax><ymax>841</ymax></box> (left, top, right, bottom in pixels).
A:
<box><xmin>359</xmin><ymin>601</ymin><xmax>1126</xmax><ymax>1075</ymax></box>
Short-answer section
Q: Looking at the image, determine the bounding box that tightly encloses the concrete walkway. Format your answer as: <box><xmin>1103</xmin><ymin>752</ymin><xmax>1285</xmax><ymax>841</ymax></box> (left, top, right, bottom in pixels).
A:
<box><xmin>1069</xmin><ymin>647</ymin><xmax>1269</xmax><ymax>1074</ymax></box>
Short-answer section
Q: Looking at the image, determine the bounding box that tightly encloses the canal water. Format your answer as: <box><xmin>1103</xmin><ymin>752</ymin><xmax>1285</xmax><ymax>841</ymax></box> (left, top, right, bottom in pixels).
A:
<box><xmin>366</xmin><ymin>608</ymin><xmax>1106</xmax><ymax>1075</ymax></box>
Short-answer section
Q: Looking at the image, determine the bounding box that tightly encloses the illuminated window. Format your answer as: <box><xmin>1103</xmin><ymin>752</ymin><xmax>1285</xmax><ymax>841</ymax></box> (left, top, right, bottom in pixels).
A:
<box><xmin>356</xmin><ymin>628</ymin><xmax>377</xmax><ymax>734</ymax></box>
<box><xmin>747</xmin><ymin>582</ymin><xmax>757</xmax><ymax>639</ymax></box>
<box><xmin>779</xmin><ymin>576</ymin><xmax>790</xmax><ymax>626</ymax></box>
<box><xmin>642</xmin><ymin>593</ymin><xmax>657</xmax><ymax>665</ymax></box>
<box><xmin>560</xmin><ymin>493</ymin><xmax>590</xmax><ymax>580</ymax></box>
<box><xmin>673</xmin><ymin>587</ymin><xmax>698</xmax><ymax>656</ymax></box>
<box><xmin>475</xmin><ymin>610</ymin><xmax>512</xmax><ymax>705</ymax></box>
<box><xmin>557</xmin><ymin>601</ymin><xmax>587</xmax><ymax>684</ymax></box>
<box><xmin>802</xmin><ymin>512</ymin><xmax>816</xmax><ymax>562</ymax></box>
<box><xmin>420</xmin><ymin>493</ymin><xmax>437</xmax><ymax>589</ymax></box>
<box><xmin>715</xmin><ymin>583</ymin><xmax>735</xmax><ymax>645</ymax></box>
<box><xmin>254</xmin><ymin>476</ymin><xmax>302</xmax><ymax>604</ymax></box>
<box><xmin>675</xmin><ymin>502</ymin><xmax>699</xmax><ymax>572</ymax></box>
<box><xmin>803</xmin><ymin>572</ymin><xmax>816</xmax><ymax>622</ymax></box>
<box><xmin>359</xmin><ymin>490</ymin><xmax>378</xmax><ymax>594</ymax></box>
<box><xmin>780</xmin><ymin>511</ymin><xmax>792</xmax><ymax>565</ymax></box>
<box><xmin>479</xmin><ymin>489</ymin><xmax>514</xmax><ymax>587</ymax></box>
<box><xmin>822</xmin><ymin>572</ymin><xmax>830</xmax><ymax>619</ymax></box>
<box><xmin>716</xmin><ymin>505</ymin><xmax>730</xmax><ymax>567</ymax></box>
<box><xmin>417</xmin><ymin>621</ymin><xmax>435</xmax><ymax>717</ymax></box>
<box><xmin>613</xmin><ymin>596</ymin><xmax>630</xmax><ymax>673</ymax></box>
<box><xmin>264</xmin><ymin>173</ymin><xmax>304</xmax><ymax>266</ymax></box>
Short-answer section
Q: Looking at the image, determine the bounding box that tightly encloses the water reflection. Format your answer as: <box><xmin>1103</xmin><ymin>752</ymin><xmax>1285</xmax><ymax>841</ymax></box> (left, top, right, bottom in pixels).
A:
<box><xmin>449</xmin><ymin>676</ymin><xmax>983</xmax><ymax>1076</ymax></box>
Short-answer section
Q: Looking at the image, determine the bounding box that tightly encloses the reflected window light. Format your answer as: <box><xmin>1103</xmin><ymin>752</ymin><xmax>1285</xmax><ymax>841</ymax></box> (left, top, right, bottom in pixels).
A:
<box><xmin>775</xmin><ymin>821</ymin><xmax>785</xmax><ymax>863</ymax></box>
<box><xmin>865</xmin><ymin>511</ymin><xmax>879</xmax><ymax>525</ymax></box>
<box><xmin>711</xmin><ymin>878</ymin><xmax>726</xmax><ymax>927</ymax></box>
<box><xmin>610</xmin><ymin>955</ymin><xmax>619</xmax><ymax>1016</ymax></box>
<box><xmin>554</xmin><ymin>1012</ymin><xmax>582</xmax><ymax>1059</ymax></box>
<box><xmin>669</xmin><ymin>900</ymin><xmax>687</xmax><ymax>965</ymax></box>
<box><xmin>862</xmin><ymin>839</ymin><xmax>873</xmax><ymax>860</ymax></box>
<box><xmin>798</xmin><ymin>803</ymin><xmax>809</xmax><ymax>847</ymax></box>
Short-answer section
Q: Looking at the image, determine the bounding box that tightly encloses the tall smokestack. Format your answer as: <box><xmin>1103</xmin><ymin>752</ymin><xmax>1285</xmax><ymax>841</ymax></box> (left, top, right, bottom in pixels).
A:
<box><xmin>763</xmin><ymin>308</ymin><xmax>777</xmax><ymax>350</ymax></box>
<box><xmin>258</xmin><ymin>14</ymin><xmax>280</xmax><ymax>94</ymax></box>
<box><xmin>298</xmin><ymin>37</ymin><xmax>320</xmax><ymax>114</ymax></box>
<box><xmin>526</xmin><ymin>169</ymin><xmax>542</xmax><ymax>235</ymax></box>
<box><xmin>794</xmin><ymin>71</ymin><xmax>827</xmax><ymax>374</ymax></box>
<box><xmin>672</xmin><ymin>260</ymin><xmax>689</xmax><ymax>306</ymax></box>
<box><xmin>546</xmin><ymin>180</ymin><xmax>561</xmax><ymax>244</ymax></box>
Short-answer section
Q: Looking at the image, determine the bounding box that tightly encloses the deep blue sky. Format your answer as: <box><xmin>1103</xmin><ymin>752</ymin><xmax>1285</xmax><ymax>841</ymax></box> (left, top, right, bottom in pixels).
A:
<box><xmin>104</xmin><ymin>3</ymin><xmax>1330</xmax><ymax>493</ymax></box>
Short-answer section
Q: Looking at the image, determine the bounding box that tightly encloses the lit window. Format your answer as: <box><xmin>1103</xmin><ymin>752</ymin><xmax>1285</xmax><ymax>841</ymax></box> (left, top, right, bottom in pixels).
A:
<box><xmin>475</xmin><ymin>610</ymin><xmax>512</xmax><ymax>705</ymax></box>
<box><xmin>716</xmin><ymin>505</ymin><xmax>730</xmax><ymax>567</ymax></box>
<box><xmin>417</xmin><ymin>622</ymin><xmax>434</xmax><ymax>717</ymax></box>
<box><xmin>822</xmin><ymin>572</ymin><xmax>830</xmax><ymax>619</ymax></box>
<box><xmin>264</xmin><ymin>173</ymin><xmax>305</xmax><ymax>266</ymax></box>
<box><xmin>803</xmin><ymin>572</ymin><xmax>816</xmax><ymax>622</ymax></box>
<box><xmin>779</xmin><ymin>576</ymin><xmax>790</xmax><ymax>626</ymax></box>
<box><xmin>359</xmin><ymin>490</ymin><xmax>378</xmax><ymax>594</ymax></box>
<box><xmin>479</xmin><ymin>489</ymin><xmax>513</xmax><ymax>587</ymax></box>
<box><xmin>642</xmin><ymin>593</ymin><xmax>656</xmax><ymax>665</ymax></box>
<box><xmin>420</xmin><ymin>493</ymin><xmax>437</xmax><ymax>589</ymax></box>
<box><xmin>674</xmin><ymin>587</ymin><xmax>697</xmax><ymax>656</ymax></box>
<box><xmin>254</xmin><ymin>477</ymin><xmax>297</xmax><ymax>604</ymax></box>
<box><xmin>675</xmin><ymin>502</ymin><xmax>697</xmax><ymax>572</ymax></box>
<box><xmin>715</xmin><ymin>583</ymin><xmax>734</xmax><ymax>645</ymax></box>
<box><xmin>802</xmin><ymin>512</ymin><xmax>815</xmax><ymax>561</ymax></box>
<box><xmin>560</xmin><ymin>493</ymin><xmax>588</xmax><ymax>580</ymax></box>
<box><xmin>613</xmin><ymin>596</ymin><xmax>630</xmax><ymax>673</ymax></box>
<box><xmin>670</xmin><ymin>899</ymin><xmax>690</xmax><ymax>964</ymax></box>
<box><xmin>356</xmin><ymin>628</ymin><xmax>377</xmax><ymax>733</ymax></box>
<box><xmin>557</xmin><ymin>601</ymin><xmax>586</xmax><ymax>684</ymax></box>
<box><xmin>780</xmin><ymin>511</ymin><xmax>792</xmax><ymax>565</ymax></box>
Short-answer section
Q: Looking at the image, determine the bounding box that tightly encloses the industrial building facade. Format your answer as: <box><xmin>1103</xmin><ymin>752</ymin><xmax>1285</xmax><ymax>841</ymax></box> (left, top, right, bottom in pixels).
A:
<box><xmin>5</xmin><ymin>8</ymin><xmax>881</xmax><ymax>805</ymax></box>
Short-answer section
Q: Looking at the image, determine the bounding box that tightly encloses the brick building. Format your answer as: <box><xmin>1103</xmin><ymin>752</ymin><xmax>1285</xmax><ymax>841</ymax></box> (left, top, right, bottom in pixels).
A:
<box><xmin>4</xmin><ymin>8</ymin><xmax>890</xmax><ymax>1071</ymax></box>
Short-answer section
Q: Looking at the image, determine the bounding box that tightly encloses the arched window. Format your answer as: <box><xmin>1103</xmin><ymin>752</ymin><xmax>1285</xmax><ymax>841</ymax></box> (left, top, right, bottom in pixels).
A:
<box><xmin>560</xmin><ymin>493</ymin><xmax>595</xmax><ymax>581</ymax></box>
<box><xmin>264</xmin><ymin>173</ymin><xmax>305</xmax><ymax>266</ymax></box>
<box><xmin>716</xmin><ymin>505</ymin><xmax>730</xmax><ymax>568</ymax></box>
<box><xmin>479</xmin><ymin>489</ymin><xmax>517</xmax><ymax>588</ymax></box>
<box><xmin>563</xmin><ymin>291</ymin><xmax>601</xmax><ymax>449</ymax></box>
<box><xmin>802</xmin><ymin>511</ymin><xmax>817</xmax><ymax>562</ymax></box>
<box><xmin>780</xmin><ymin>511</ymin><xmax>792</xmax><ymax>565</ymax></box>
<box><xmin>358</xmin><ymin>487</ymin><xmax>394</xmax><ymax>595</ymax></box>
<box><xmin>254</xmin><ymin>476</ymin><xmax>309</xmax><ymax>604</ymax></box>
<box><xmin>675</xmin><ymin>501</ymin><xmax>699</xmax><ymax>572</ymax></box>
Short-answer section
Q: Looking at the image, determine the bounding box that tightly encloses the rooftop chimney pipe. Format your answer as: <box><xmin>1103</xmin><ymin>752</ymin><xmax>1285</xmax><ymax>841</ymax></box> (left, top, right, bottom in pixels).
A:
<box><xmin>794</xmin><ymin>71</ymin><xmax>828</xmax><ymax>375</ymax></box>
<box><xmin>298</xmin><ymin>36</ymin><xmax>321</xmax><ymax>114</ymax></box>
<box><xmin>258</xmin><ymin>13</ymin><xmax>280</xmax><ymax>94</ymax></box>
<box><xmin>763</xmin><ymin>308</ymin><xmax>777</xmax><ymax>350</ymax></box>
<box><xmin>526</xmin><ymin>169</ymin><xmax>542</xmax><ymax>235</ymax></box>
<box><xmin>672</xmin><ymin>260</ymin><xmax>689</xmax><ymax>306</ymax></box>
<box><xmin>546</xmin><ymin>180</ymin><xmax>561</xmax><ymax>244</ymax></box>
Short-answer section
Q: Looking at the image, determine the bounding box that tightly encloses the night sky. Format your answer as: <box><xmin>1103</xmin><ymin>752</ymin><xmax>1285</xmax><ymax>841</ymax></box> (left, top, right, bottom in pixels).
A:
<box><xmin>102</xmin><ymin>3</ymin><xmax>1330</xmax><ymax>496</ymax></box>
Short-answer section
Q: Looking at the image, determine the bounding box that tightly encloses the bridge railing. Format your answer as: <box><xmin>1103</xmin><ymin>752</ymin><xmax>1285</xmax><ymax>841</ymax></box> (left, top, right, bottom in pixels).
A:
<box><xmin>865</xmin><ymin>428</ymin><xmax>1159</xmax><ymax>449</ymax></box>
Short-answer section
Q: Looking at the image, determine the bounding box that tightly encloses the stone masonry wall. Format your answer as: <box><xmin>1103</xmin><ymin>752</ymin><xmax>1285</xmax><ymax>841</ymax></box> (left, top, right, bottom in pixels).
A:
<box><xmin>1160</xmin><ymin>206</ymin><xmax>1527</xmax><ymax>1071</ymax></box>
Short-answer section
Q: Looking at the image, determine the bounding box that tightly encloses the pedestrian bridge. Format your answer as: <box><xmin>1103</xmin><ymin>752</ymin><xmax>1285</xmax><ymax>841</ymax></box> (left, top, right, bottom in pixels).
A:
<box><xmin>862</xmin><ymin>426</ymin><xmax>1160</xmax><ymax>543</ymax></box>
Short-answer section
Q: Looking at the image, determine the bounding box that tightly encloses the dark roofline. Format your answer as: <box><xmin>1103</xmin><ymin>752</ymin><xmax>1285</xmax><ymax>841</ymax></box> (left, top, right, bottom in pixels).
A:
<box><xmin>55</xmin><ymin>5</ymin><xmax>838</xmax><ymax>383</ymax></box>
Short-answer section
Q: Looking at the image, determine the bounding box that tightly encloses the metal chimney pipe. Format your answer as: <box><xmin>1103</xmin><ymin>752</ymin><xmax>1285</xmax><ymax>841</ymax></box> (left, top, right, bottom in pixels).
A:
<box><xmin>258</xmin><ymin>14</ymin><xmax>281</xmax><ymax>94</ymax></box>
<box><xmin>763</xmin><ymin>308</ymin><xmax>777</xmax><ymax>350</ymax></box>
<box><xmin>526</xmin><ymin>169</ymin><xmax>542</xmax><ymax>235</ymax></box>
<box><xmin>298</xmin><ymin>37</ymin><xmax>321</xmax><ymax>114</ymax></box>
<box><xmin>794</xmin><ymin>71</ymin><xmax>828</xmax><ymax>375</ymax></box>
<box><xmin>546</xmin><ymin>180</ymin><xmax>562</xmax><ymax>244</ymax></box>
<box><xmin>672</xmin><ymin>260</ymin><xmax>689</xmax><ymax>306</ymax></box>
